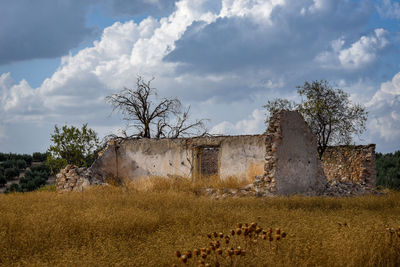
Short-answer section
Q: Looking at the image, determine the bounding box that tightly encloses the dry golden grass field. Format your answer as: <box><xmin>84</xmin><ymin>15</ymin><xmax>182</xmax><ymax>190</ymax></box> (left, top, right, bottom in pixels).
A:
<box><xmin>0</xmin><ymin>177</ymin><xmax>399</xmax><ymax>266</ymax></box>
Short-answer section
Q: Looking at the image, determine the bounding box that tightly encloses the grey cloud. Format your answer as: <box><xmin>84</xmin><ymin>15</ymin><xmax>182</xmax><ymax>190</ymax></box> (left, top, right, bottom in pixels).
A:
<box><xmin>0</xmin><ymin>0</ymin><xmax>97</xmax><ymax>65</ymax></box>
<box><xmin>165</xmin><ymin>0</ymin><xmax>372</xmax><ymax>74</ymax></box>
<box><xmin>111</xmin><ymin>0</ymin><xmax>178</xmax><ymax>17</ymax></box>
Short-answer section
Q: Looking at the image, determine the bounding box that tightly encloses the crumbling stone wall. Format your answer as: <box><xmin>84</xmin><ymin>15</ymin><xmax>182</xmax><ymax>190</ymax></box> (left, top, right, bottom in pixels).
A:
<box><xmin>56</xmin><ymin>165</ymin><xmax>104</xmax><ymax>192</ymax></box>
<box><xmin>254</xmin><ymin>110</ymin><xmax>326</xmax><ymax>195</ymax></box>
<box><xmin>322</xmin><ymin>145</ymin><xmax>376</xmax><ymax>187</ymax></box>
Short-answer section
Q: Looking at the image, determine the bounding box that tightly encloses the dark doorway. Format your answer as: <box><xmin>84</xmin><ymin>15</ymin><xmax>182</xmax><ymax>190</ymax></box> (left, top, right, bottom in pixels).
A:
<box><xmin>199</xmin><ymin>147</ymin><xmax>219</xmax><ymax>177</ymax></box>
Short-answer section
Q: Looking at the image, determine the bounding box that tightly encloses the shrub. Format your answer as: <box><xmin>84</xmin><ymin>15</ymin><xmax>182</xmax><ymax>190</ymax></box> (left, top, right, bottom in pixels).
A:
<box><xmin>5</xmin><ymin>183</ymin><xmax>20</xmax><ymax>193</ymax></box>
<box><xmin>22</xmin><ymin>154</ymin><xmax>33</xmax><ymax>166</ymax></box>
<box><xmin>0</xmin><ymin>173</ymin><xmax>6</xmax><ymax>187</ymax></box>
<box><xmin>2</xmin><ymin>160</ymin><xmax>16</xmax><ymax>169</ymax></box>
<box><xmin>16</xmin><ymin>159</ymin><xmax>27</xmax><ymax>170</ymax></box>
<box><xmin>18</xmin><ymin>164</ymin><xmax>50</xmax><ymax>192</ymax></box>
<box><xmin>32</xmin><ymin>152</ymin><xmax>47</xmax><ymax>162</ymax></box>
<box><xmin>376</xmin><ymin>151</ymin><xmax>400</xmax><ymax>190</ymax></box>
<box><xmin>4</xmin><ymin>168</ymin><xmax>19</xmax><ymax>180</ymax></box>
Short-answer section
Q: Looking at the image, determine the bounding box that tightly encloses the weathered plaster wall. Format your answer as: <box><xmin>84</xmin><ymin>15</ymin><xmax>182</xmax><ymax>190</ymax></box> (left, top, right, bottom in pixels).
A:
<box><xmin>219</xmin><ymin>135</ymin><xmax>265</xmax><ymax>179</ymax></box>
<box><xmin>91</xmin><ymin>135</ymin><xmax>266</xmax><ymax>182</ymax></box>
<box><xmin>255</xmin><ymin>110</ymin><xmax>326</xmax><ymax>195</ymax></box>
<box><xmin>322</xmin><ymin>145</ymin><xmax>376</xmax><ymax>186</ymax></box>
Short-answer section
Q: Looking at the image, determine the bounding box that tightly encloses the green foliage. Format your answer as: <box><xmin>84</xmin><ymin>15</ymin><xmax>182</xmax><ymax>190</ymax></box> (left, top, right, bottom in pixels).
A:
<box><xmin>16</xmin><ymin>159</ymin><xmax>27</xmax><ymax>170</ymax></box>
<box><xmin>264</xmin><ymin>80</ymin><xmax>367</xmax><ymax>158</ymax></box>
<box><xmin>376</xmin><ymin>151</ymin><xmax>400</xmax><ymax>190</ymax></box>
<box><xmin>4</xmin><ymin>164</ymin><xmax>50</xmax><ymax>193</ymax></box>
<box><xmin>0</xmin><ymin>173</ymin><xmax>6</xmax><ymax>187</ymax></box>
<box><xmin>32</xmin><ymin>152</ymin><xmax>47</xmax><ymax>162</ymax></box>
<box><xmin>46</xmin><ymin>124</ymin><xmax>99</xmax><ymax>174</ymax></box>
<box><xmin>0</xmin><ymin>153</ymin><xmax>32</xmax><ymax>166</ymax></box>
<box><xmin>4</xmin><ymin>168</ymin><xmax>19</xmax><ymax>180</ymax></box>
<box><xmin>1</xmin><ymin>159</ymin><xmax>27</xmax><ymax>170</ymax></box>
<box><xmin>4</xmin><ymin>183</ymin><xmax>20</xmax><ymax>194</ymax></box>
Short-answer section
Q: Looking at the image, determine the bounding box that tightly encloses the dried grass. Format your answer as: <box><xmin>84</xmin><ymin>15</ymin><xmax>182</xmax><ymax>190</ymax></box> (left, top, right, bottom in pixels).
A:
<box><xmin>0</xmin><ymin>178</ymin><xmax>399</xmax><ymax>266</ymax></box>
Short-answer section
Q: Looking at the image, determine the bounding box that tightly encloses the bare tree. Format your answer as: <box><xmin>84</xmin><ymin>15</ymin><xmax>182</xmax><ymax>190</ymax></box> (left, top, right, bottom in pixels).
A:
<box><xmin>106</xmin><ymin>76</ymin><xmax>208</xmax><ymax>138</ymax></box>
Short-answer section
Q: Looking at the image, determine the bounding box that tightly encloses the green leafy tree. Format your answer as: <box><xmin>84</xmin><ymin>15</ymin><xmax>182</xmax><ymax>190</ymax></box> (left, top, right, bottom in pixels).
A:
<box><xmin>4</xmin><ymin>168</ymin><xmax>19</xmax><ymax>180</ymax></box>
<box><xmin>376</xmin><ymin>151</ymin><xmax>400</xmax><ymax>189</ymax></box>
<box><xmin>0</xmin><ymin>173</ymin><xmax>6</xmax><ymax>187</ymax></box>
<box><xmin>46</xmin><ymin>124</ymin><xmax>100</xmax><ymax>174</ymax></box>
<box><xmin>264</xmin><ymin>80</ymin><xmax>367</xmax><ymax>158</ymax></box>
<box><xmin>5</xmin><ymin>183</ymin><xmax>20</xmax><ymax>193</ymax></box>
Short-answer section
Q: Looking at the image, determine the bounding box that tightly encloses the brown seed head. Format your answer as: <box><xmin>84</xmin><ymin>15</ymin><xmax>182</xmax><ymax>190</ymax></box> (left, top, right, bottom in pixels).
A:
<box><xmin>255</xmin><ymin>227</ymin><xmax>262</xmax><ymax>234</ymax></box>
<box><xmin>227</xmin><ymin>249</ymin><xmax>234</xmax><ymax>256</ymax></box>
<box><xmin>224</xmin><ymin>235</ymin><xmax>230</xmax><ymax>240</ymax></box>
<box><xmin>213</xmin><ymin>232</ymin><xmax>218</xmax><ymax>238</ymax></box>
<box><xmin>201</xmin><ymin>253</ymin><xmax>207</xmax><ymax>259</ymax></box>
<box><xmin>216</xmin><ymin>248</ymin><xmax>223</xmax><ymax>255</ymax></box>
<box><xmin>236</xmin><ymin>228</ymin><xmax>242</xmax><ymax>235</ymax></box>
<box><xmin>219</xmin><ymin>232</ymin><xmax>224</xmax><ymax>238</ymax></box>
<box><xmin>262</xmin><ymin>234</ymin><xmax>266</xmax><ymax>240</ymax></box>
<box><xmin>198</xmin><ymin>259</ymin><xmax>205</xmax><ymax>265</ymax></box>
<box><xmin>237</xmin><ymin>223</ymin><xmax>243</xmax><ymax>228</ymax></box>
<box><xmin>206</xmin><ymin>248</ymin><xmax>211</xmax><ymax>255</ymax></box>
<box><xmin>281</xmin><ymin>232</ymin><xmax>287</xmax><ymax>238</ymax></box>
<box><xmin>210</xmin><ymin>245</ymin><xmax>215</xmax><ymax>251</ymax></box>
<box><xmin>172</xmin><ymin>264</ymin><xmax>177</xmax><ymax>267</ymax></box>
<box><xmin>205</xmin><ymin>264</ymin><xmax>211</xmax><ymax>267</ymax></box>
<box><xmin>230</xmin><ymin>229</ymin><xmax>235</xmax><ymax>235</ymax></box>
<box><xmin>185</xmin><ymin>251</ymin><xmax>192</xmax><ymax>258</ymax></box>
<box><xmin>179</xmin><ymin>255</ymin><xmax>188</xmax><ymax>264</ymax></box>
<box><xmin>268</xmin><ymin>236</ymin><xmax>273</xmax><ymax>242</ymax></box>
<box><xmin>234</xmin><ymin>249</ymin><xmax>240</xmax><ymax>255</ymax></box>
<box><xmin>215</xmin><ymin>261</ymin><xmax>220</xmax><ymax>267</ymax></box>
<box><xmin>267</xmin><ymin>227</ymin><xmax>272</xmax><ymax>234</ymax></box>
<box><xmin>194</xmin><ymin>249</ymin><xmax>200</xmax><ymax>256</ymax></box>
<box><xmin>175</xmin><ymin>251</ymin><xmax>181</xmax><ymax>258</ymax></box>
<box><xmin>225</xmin><ymin>239</ymin><xmax>230</xmax><ymax>244</ymax></box>
<box><xmin>275</xmin><ymin>228</ymin><xmax>281</xmax><ymax>235</ymax></box>
<box><xmin>275</xmin><ymin>234</ymin><xmax>281</xmax><ymax>241</ymax></box>
<box><xmin>215</xmin><ymin>240</ymin><xmax>220</xmax><ymax>248</ymax></box>
<box><xmin>207</xmin><ymin>233</ymin><xmax>212</xmax><ymax>239</ymax></box>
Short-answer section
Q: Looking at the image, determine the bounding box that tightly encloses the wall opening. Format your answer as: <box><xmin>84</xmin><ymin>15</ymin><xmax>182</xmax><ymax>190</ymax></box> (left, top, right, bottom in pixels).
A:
<box><xmin>197</xmin><ymin>146</ymin><xmax>220</xmax><ymax>178</ymax></box>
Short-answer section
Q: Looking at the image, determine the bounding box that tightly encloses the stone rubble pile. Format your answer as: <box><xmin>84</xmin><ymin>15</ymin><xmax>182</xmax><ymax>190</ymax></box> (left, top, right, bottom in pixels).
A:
<box><xmin>56</xmin><ymin>165</ymin><xmax>104</xmax><ymax>192</ymax></box>
<box><xmin>194</xmin><ymin>175</ymin><xmax>382</xmax><ymax>199</ymax></box>
<box><xmin>322</xmin><ymin>180</ymin><xmax>381</xmax><ymax>197</ymax></box>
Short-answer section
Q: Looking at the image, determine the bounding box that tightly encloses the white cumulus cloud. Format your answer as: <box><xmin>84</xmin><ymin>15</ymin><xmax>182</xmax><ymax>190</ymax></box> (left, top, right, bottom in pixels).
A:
<box><xmin>210</xmin><ymin>109</ymin><xmax>265</xmax><ymax>135</ymax></box>
<box><xmin>367</xmin><ymin>71</ymin><xmax>400</xmax><ymax>143</ymax></box>
<box><xmin>316</xmin><ymin>28</ymin><xmax>389</xmax><ymax>70</ymax></box>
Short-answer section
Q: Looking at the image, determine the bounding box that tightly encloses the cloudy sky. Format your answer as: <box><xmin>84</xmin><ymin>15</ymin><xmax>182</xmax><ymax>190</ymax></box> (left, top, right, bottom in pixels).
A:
<box><xmin>0</xmin><ymin>0</ymin><xmax>399</xmax><ymax>154</ymax></box>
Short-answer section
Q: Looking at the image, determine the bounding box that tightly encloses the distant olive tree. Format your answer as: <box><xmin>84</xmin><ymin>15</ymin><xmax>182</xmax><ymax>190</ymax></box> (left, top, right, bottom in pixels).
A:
<box><xmin>264</xmin><ymin>80</ymin><xmax>367</xmax><ymax>158</ymax></box>
<box><xmin>106</xmin><ymin>76</ymin><xmax>208</xmax><ymax>139</ymax></box>
<box><xmin>46</xmin><ymin>124</ymin><xmax>100</xmax><ymax>174</ymax></box>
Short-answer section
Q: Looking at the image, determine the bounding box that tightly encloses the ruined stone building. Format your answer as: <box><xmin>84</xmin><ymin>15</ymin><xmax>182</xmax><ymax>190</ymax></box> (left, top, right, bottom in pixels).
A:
<box><xmin>57</xmin><ymin>110</ymin><xmax>376</xmax><ymax>195</ymax></box>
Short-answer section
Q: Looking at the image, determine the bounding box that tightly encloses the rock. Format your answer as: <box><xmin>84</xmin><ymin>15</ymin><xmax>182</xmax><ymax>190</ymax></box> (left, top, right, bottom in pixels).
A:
<box><xmin>56</xmin><ymin>165</ymin><xmax>105</xmax><ymax>192</ymax></box>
